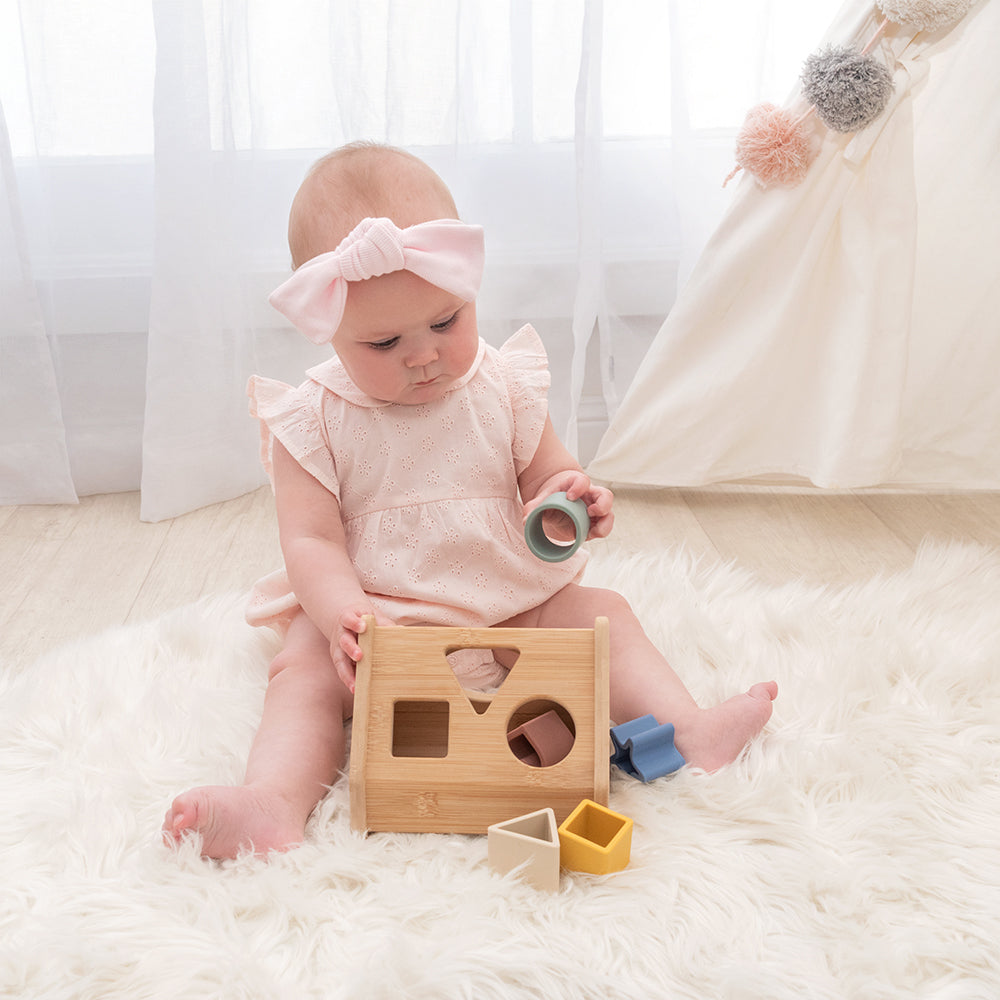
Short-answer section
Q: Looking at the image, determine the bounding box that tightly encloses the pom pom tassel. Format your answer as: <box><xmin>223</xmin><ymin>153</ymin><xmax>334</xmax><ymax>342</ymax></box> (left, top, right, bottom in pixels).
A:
<box><xmin>801</xmin><ymin>44</ymin><xmax>895</xmax><ymax>133</ymax></box>
<box><xmin>724</xmin><ymin>1</ymin><xmax>973</xmax><ymax>189</ymax></box>
<box><xmin>723</xmin><ymin>103</ymin><xmax>817</xmax><ymax>189</ymax></box>
<box><xmin>876</xmin><ymin>0</ymin><xmax>974</xmax><ymax>33</ymax></box>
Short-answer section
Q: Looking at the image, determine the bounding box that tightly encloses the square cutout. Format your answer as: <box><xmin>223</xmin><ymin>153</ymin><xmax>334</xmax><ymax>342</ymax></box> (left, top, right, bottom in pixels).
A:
<box><xmin>391</xmin><ymin>700</ymin><xmax>450</xmax><ymax>758</ymax></box>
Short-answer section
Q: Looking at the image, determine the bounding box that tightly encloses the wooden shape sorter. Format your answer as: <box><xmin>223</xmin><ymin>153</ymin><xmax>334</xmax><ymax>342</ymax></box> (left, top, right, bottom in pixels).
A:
<box><xmin>349</xmin><ymin>616</ymin><xmax>610</xmax><ymax>835</ymax></box>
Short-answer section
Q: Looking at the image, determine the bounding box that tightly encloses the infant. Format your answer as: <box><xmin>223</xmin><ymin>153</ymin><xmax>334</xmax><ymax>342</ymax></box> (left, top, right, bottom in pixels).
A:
<box><xmin>162</xmin><ymin>142</ymin><xmax>777</xmax><ymax>859</ymax></box>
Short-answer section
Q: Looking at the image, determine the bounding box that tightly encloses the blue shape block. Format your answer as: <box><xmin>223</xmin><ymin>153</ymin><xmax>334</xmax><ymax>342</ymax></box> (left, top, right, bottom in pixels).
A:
<box><xmin>610</xmin><ymin>715</ymin><xmax>685</xmax><ymax>781</ymax></box>
<box><xmin>609</xmin><ymin>715</ymin><xmax>658</xmax><ymax>773</ymax></box>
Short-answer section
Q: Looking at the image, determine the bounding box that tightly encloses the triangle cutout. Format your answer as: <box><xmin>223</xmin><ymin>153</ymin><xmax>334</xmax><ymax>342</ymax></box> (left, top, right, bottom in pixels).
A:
<box><xmin>444</xmin><ymin>646</ymin><xmax>520</xmax><ymax>714</ymax></box>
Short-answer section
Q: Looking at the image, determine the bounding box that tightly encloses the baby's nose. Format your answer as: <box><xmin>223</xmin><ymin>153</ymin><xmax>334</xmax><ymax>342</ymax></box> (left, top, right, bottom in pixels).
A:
<box><xmin>405</xmin><ymin>340</ymin><xmax>439</xmax><ymax>367</ymax></box>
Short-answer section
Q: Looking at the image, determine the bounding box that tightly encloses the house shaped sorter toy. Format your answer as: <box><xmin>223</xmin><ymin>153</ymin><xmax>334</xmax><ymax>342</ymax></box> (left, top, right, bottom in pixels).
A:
<box><xmin>349</xmin><ymin>616</ymin><xmax>610</xmax><ymax>834</ymax></box>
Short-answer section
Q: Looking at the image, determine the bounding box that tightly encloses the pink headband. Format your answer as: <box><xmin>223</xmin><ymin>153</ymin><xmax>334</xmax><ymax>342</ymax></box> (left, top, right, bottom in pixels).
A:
<box><xmin>269</xmin><ymin>217</ymin><xmax>485</xmax><ymax>345</ymax></box>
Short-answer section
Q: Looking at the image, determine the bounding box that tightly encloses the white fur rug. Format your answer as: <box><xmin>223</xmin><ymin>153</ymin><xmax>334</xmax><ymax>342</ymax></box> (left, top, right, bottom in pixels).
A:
<box><xmin>3</xmin><ymin>542</ymin><xmax>1000</xmax><ymax>999</ymax></box>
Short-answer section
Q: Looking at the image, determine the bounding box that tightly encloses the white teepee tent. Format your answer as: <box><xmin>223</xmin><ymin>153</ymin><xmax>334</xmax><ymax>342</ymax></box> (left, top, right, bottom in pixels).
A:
<box><xmin>589</xmin><ymin>0</ymin><xmax>1000</xmax><ymax>490</ymax></box>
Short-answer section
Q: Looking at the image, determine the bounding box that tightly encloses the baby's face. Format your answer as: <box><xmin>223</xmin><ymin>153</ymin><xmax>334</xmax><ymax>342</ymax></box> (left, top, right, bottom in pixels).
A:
<box><xmin>333</xmin><ymin>268</ymin><xmax>480</xmax><ymax>405</ymax></box>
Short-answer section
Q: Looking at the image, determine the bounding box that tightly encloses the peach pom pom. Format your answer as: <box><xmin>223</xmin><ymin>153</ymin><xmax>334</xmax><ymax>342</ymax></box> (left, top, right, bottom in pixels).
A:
<box><xmin>724</xmin><ymin>103</ymin><xmax>816</xmax><ymax>189</ymax></box>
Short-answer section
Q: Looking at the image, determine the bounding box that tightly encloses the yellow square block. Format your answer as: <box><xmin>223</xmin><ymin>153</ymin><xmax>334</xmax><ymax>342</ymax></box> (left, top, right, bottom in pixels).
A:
<box><xmin>558</xmin><ymin>798</ymin><xmax>633</xmax><ymax>875</ymax></box>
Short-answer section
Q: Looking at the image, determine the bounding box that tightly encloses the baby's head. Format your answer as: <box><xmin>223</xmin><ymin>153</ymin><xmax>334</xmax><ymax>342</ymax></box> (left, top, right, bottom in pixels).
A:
<box><xmin>287</xmin><ymin>142</ymin><xmax>460</xmax><ymax>269</ymax></box>
<box><xmin>276</xmin><ymin>143</ymin><xmax>484</xmax><ymax>406</ymax></box>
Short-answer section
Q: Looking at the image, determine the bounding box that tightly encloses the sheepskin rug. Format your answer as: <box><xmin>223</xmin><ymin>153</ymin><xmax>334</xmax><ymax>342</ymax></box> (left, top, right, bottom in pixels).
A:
<box><xmin>3</xmin><ymin>541</ymin><xmax>1000</xmax><ymax>999</ymax></box>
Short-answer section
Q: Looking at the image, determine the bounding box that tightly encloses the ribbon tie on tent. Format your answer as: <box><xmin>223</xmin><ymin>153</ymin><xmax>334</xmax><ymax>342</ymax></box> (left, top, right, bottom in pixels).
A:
<box><xmin>269</xmin><ymin>217</ymin><xmax>486</xmax><ymax>344</ymax></box>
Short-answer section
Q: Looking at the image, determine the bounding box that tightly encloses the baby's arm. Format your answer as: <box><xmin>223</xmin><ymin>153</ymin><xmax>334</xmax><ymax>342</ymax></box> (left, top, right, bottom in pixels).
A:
<box><xmin>518</xmin><ymin>416</ymin><xmax>614</xmax><ymax>541</ymax></box>
<box><xmin>271</xmin><ymin>440</ymin><xmax>385</xmax><ymax>691</ymax></box>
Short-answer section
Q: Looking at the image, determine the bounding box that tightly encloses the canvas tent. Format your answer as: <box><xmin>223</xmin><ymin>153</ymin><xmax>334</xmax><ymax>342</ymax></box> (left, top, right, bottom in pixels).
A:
<box><xmin>589</xmin><ymin>0</ymin><xmax>1000</xmax><ymax>490</ymax></box>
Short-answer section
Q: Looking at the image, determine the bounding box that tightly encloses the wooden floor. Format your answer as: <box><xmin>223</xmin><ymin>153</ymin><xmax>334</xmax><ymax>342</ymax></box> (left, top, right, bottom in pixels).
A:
<box><xmin>3</xmin><ymin>486</ymin><xmax>1000</xmax><ymax>671</ymax></box>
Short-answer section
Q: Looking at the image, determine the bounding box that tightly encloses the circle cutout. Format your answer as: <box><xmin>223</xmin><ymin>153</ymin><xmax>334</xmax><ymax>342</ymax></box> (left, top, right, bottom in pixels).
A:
<box><xmin>506</xmin><ymin>699</ymin><xmax>576</xmax><ymax>768</ymax></box>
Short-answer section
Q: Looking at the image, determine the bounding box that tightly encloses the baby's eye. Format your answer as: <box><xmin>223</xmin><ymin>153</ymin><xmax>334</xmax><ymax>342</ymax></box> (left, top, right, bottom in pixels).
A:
<box><xmin>368</xmin><ymin>336</ymin><xmax>399</xmax><ymax>351</ymax></box>
<box><xmin>431</xmin><ymin>312</ymin><xmax>459</xmax><ymax>332</ymax></box>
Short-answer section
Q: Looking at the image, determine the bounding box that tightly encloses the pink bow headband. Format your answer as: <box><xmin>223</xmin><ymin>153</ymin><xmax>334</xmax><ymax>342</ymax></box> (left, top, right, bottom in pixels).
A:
<box><xmin>269</xmin><ymin>217</ymin><xmax>486</xmax><ymax>345</ymax></box>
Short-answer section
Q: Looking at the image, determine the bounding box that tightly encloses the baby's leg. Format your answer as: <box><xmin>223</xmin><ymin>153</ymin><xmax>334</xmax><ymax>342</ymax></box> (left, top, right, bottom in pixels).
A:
<box><xmin>163</xmin><ymin>611</ymin><xmax>351</xmax><ymax>859</ymax></box>
<box><xmin>501</xmin><ymin>584</ymin><xmax>776</xmax><ymax>772</ymax></box>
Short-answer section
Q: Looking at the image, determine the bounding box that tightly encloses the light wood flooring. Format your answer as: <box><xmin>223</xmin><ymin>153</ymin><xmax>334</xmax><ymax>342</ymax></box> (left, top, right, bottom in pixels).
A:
<box><xmin>3</xmin><ymin>486</ymin><xmax>1000</xmax><ymax>671</ymax></box>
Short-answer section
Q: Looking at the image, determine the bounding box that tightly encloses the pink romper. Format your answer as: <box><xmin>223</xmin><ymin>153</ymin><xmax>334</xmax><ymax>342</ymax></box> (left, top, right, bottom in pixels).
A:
<box><xmin>245</xmin><ymin>324</ymin><xmax>587</xmax><ymax>637</ymax></box>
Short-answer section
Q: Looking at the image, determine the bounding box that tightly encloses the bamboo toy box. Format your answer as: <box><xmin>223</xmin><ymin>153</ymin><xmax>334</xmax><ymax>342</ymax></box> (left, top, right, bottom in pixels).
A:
<box><xmin>349</xmin><ymin>616</ymin><xmax>610</xmax><ymax>834</ymax></box>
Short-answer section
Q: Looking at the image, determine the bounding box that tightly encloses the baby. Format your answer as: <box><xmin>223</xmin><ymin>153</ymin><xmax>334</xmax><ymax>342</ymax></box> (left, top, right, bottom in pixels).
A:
<box><xmin>163</xmin><ymin>142</ymin><xmax>777</xmax><ymax>859</ymax></box>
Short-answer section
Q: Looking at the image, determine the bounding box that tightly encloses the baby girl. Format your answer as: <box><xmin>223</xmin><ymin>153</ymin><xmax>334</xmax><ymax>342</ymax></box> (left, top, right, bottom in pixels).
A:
<box><xmin>163</xmin><ymin>142</ymin><xmax>777</xmax><ymax>859</ymax></box>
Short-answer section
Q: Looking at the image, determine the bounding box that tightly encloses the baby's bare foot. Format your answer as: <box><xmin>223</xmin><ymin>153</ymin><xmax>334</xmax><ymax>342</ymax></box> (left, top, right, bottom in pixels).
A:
<box><xmin>162</xmin><ymin>785</ymin><xmax>306</xmax><ymax>860</ymax></box>
<box><xmin>675</xmin><ymin>681</ymin><xmax>778</xmax><ymax>772</ymax></box>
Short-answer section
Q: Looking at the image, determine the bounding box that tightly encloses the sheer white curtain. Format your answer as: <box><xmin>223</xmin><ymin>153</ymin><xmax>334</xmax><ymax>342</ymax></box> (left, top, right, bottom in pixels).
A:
<box><xmin>0</xmin><ymin>0</ymin><xmax>839</xmax><ymax>519</ymax></box>
<box><xmin>0</xmin><ymin>105</ymin><xmax>76</xmax><ymax>504</ymax></box>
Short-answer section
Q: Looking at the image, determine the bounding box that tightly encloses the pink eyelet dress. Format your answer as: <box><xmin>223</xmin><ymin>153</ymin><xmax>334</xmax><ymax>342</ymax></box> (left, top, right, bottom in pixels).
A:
<box><xmin>245</xmin><ymin>324</ymin><xmax>588</xmax><ymax>644</ymax></box>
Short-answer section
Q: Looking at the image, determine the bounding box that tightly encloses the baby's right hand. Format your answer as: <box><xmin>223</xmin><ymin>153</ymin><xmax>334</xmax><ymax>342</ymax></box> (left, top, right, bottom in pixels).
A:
<box><xmin>332</xmin><ymin>603</ymin><xmax>392</xmax><ymax>694</ymax></box>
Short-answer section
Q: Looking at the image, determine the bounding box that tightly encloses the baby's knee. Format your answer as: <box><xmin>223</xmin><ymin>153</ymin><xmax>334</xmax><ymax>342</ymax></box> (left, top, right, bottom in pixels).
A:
<box><xmin>599</xmin><ymin>585</ymin><xmax>633</xmax><ymax>613</ymax></box>
<box><xmin>580</xmin><ymin>585</ymin><xmax>637</xmax><ymax>623</ymax></box>
<box><xmin>267</xmin><ymin>642</ymin><xmax>334</xmax><ymax>686</ymax></box>
<box><xmin>267</xmin><ymin>646</ymin><xmax>352</xmax><ymax>719</ymax></box>
<box><xmin>267</xmin><ymin>645</ymin><xmax>296</xmax><ymax>682</ymax></box>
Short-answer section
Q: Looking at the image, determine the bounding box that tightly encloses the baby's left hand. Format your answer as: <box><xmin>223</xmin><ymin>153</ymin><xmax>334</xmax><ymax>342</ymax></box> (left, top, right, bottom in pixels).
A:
<box><xmin>524</xmin><ymin>471</ymin><xmax>614</xmax><ymax>541</ymax></box>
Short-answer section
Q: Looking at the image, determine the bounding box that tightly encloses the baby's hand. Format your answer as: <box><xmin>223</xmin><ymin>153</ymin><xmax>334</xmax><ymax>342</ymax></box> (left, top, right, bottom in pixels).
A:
<box><xmin>332</xmin><ymin>604</ymin><xmax>393</xmax><ymax>694</ymax></box>
<box><xmin>525</xmin><ymin>471</ymin><xmax>615</xmax><ymax>541</ymax></box>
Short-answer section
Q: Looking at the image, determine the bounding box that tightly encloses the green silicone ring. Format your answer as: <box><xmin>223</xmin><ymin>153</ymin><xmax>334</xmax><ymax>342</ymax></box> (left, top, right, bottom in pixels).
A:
<box><xmin>524</xmin><ymin>492</ymin><xmax>590</xmax><ymax>562</ymax></box>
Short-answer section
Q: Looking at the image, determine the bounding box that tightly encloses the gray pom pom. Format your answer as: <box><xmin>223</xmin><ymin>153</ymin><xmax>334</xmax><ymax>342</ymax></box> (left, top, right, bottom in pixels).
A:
<box><xmin>801</xmin><ymin>45</ymin><xmax>894</xmax><ymax>133</ymax></box>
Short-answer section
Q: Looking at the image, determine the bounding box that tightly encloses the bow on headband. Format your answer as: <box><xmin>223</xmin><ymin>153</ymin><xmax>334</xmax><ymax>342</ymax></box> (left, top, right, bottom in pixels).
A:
<box><xmin>269</xmin><ymin>217</ymin><xmax>486</xmax><ymax>345</ymax></box>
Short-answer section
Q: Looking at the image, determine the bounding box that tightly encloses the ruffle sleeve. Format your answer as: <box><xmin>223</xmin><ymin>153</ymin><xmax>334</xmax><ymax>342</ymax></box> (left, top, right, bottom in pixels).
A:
<box><xmin>499</xmin><ymin>324</ymin><xmax>551</xmax><ymax>474</ymax></box>
<box><xmin>247</xmin><ymin>375</ymin><xmax>340</xmax><ymax>501</ymax></box>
